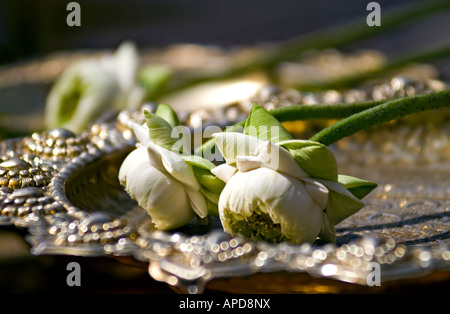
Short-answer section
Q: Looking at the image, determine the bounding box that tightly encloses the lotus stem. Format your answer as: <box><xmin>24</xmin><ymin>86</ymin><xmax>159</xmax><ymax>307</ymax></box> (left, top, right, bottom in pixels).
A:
<box><xmin>309</xmin><ymin>91</ymin><xmax>450</xmax><ymax>146</ymax></box>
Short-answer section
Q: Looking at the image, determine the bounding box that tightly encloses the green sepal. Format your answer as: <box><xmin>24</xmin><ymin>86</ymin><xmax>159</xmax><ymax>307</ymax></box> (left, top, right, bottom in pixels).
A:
<box><xmin>181</xmin><ymin>154</ymin><xmax>215</xmax><ymax>170</ymax></box>
<box><xmin>155</xmin><ymin>103</ymin><xmax>181</xmax><ymax>128</ymax></box>
<box><xmin>192</xmin><ymin>167</ymin><xmax>225</xmax><ymax>194</ymax></box>
<box><xmin>244</xmin><ymin>103</ymin><xmax>293</xmax><ymax>143</ymax></box>
<box><xmin>144</xmin><ymin>110</ymin><xmax>180</xmax><ymax>152</ymax></box>
<box><xmin>318</xmin><ymin>179</ymin><xmax>365</xmax><ymax>226</ymax></box>
<box><xmin>181</xmin><ymin>155</ymin><xmax>225</xmax><ymax>194</ymax></box>
<box><xmin>205</xmin><ymin>198</ymin><xmax>219</xmax><ymax>216</ymax></box>
<box><xmin>338</xmin><ymin>174</ymin><xmax>378</xmax><ymax>200</ymax></box>
<box><xmin>278</xmin><ymin>139</ymin><xmax>338</xmax><ymax>182</ymax></box>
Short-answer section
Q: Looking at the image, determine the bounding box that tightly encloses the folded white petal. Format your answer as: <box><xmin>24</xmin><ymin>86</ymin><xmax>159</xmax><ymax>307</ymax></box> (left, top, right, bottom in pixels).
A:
<box><xmin>218</xmin><ymin>167</ymin><xmax>323</xmax><ymax>244</ymax></box>
<box><xmin>145</xmin><ymin>143</ymin><xmax>167</xmax><ymax>173</ymax></box>
<box><xmin>119</xmin><ymin>147</ymin><xmax>195</xmax><ymax>230</ymax></box>
<box><xmin>118</xmin><ymin>146</ymin><xmax>148</xmax><ymax>190</ymax></box>
<box><xmin>318</xmin><ymin>178</ymin><xmax>364</xmax><ymax>226</ymax></box>
<box><xmin>185</xmin><ymin>188</ymin><xmax>208</xmax><ymax>218</ymax></box>
<box><xmin>210</xmin><ymin>164</ymin><xmax>237</xmax><ymax>183</ymax></box>
<box><xmin>254</xmin><ymin>141</ymin><xmax>308</xmax><ymax>179</ymax></box>
<box><xmin>320</xmin><ymin>179</ymin><xmax>363</xmax><ymax>203</ymax></box>
<box><xmin>130</xmin><ymin>121</ymin><xmax>152</xmax><ymax>146</ymax></box>
<box><xmin>212</xmin><ymin>132</ymin><xmax>264</xmax><ymax>164</ymax></box>
<box><xmin>235</xmin><ymin>155</ymin><xmax>263</xmax><ymax>172</ymax></box>
<box><xmin>149</xmin><ymin>141</ymin><xmax>201</xmax><ymax>191</ymax></box>
<box><xmin>213</xmin><ymin>132</ymin><xmax>308</xmax><ymax>180</ymax></box>
<box><xmin>303</xmin><ymin>177</ymin><xmax>329</xmax><ymax>210</ymax></box>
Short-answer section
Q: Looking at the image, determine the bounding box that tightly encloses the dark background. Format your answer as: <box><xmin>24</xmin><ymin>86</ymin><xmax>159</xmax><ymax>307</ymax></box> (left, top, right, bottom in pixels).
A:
<box><xmin>1</xmin><ymin>0</ymin><xmax>449</xmax><ymax>63</ymax></box>
<box><xmin>1</xmin><ymin>0</ymin><xmax>449</xmax><ymax>131</ymax></box>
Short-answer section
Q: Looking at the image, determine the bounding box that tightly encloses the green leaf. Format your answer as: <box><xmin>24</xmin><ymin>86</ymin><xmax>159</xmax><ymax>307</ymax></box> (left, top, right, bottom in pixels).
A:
<box><xmin>155</xmin><ymin>103</ymin><xmax>181</xmax><ymax>128</ymax></box>
<box><xmin>144</xmin><ymin>110</ymin><xmax>180</xmax><ymax>152</ymax></box>
<box><xmin>338</xmin><ymin>175</ymin><xmax>377</xmax><ymax>200</ymax></box>
<box><xmin>278</xmin><ymin>139</ymin><xmax>338</xmax><ymax>181</ymax></box>
<box><xmin>244</xmin><ymin>103</ymin><xmax>293</xmax><ymax>143</ymax></box>
<box><xmin>318</xmin><ymin>179</ymin><xmax>365</xmax><ymax>226</ymax></box>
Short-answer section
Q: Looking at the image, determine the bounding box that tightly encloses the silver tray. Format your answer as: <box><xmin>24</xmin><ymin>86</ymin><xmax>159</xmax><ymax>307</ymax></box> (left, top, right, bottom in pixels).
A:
<box><xmin>1</xmin><ymin>83</ymin><xmax>450</xmax><ymax>293</ymax></box>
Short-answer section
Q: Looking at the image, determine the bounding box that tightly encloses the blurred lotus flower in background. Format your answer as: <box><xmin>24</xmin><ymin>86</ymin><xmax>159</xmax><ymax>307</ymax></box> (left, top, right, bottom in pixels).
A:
<box><xmin>44</xmin><ymin>41</ymin><xmax>152</xmax><ymax>132</ymax></box>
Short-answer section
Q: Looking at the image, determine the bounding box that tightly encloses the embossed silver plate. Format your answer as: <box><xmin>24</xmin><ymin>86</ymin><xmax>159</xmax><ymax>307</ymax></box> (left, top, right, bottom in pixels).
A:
<box><xmin>1</xmin><ymin>55</ymin><xmax>449</xmax><ymax>293</ymax></box>
<box><xmin>1</xmin><ymin>108</ymin><xmax>448</xmax><ymax>294</ymax></box>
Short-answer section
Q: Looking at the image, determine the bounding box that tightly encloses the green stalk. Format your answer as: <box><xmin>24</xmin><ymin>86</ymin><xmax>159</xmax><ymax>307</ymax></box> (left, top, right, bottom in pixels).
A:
<box><xmin>166</xmin><ymin>1</ymin><xmax>450</xmax><ymax>95</ymax></box>
<box><xmin>269</xmin><ymin>100</ymin><xmax>384</xmax><ymax>121</ymax></box>
<box><xmin>309</xmin><ymin>91</ymin><xmax>450</xmax><ymax>146</ymax></box>
<box><xmin>294</xmin><ymin>42</ymin><xmax>450</xmax><ymax>91</ymax></box>
<box><xmin>196</xmin><ymin>92</ymin><xmax>450</xmax><ymax>155</ymax></box>
<box><xmin>275</xmin><ymin>1</ymin><xmax>450</xmax><ymax>63</ymax></box>
<box><xmin>195</xmin><ymin>99</ymin><xmax>384</xmax><ymax>156</ymax></box>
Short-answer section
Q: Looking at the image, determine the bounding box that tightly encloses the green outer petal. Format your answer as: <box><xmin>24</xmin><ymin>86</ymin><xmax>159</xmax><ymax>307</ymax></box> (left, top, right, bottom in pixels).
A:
<box><xmin>244</xmin><ymin>103</ymin><xmax>293</xmax><ymax>143</ymax></box>
<box><xmin>205</xmin><ymin>198</ymin><xmax>219</xmax><ymax>216</ymax></box>
<box><xmin>278</xmin><ymin>139</ymin><xmax>338</xmax><ymax>181</ymax></box>
<box><xmin>338</xmin><ymin>174</ymin><xmax>378</xmax><ymax>200</ymax></box>
<box><xmin>181</xmin><ymin>154</ymin><xmax>216</xmax><ymax>170</ymax></box>
<box><xmin>182</xmin><ymin>154</ymin><xmax>225</xmax><ymax>193</ymax></box>
<box><xmin>193</xmin><ymin>167</ymin><xmax>225</xmax><ymax>193</ymax></box>
<box><xmin>155</xmin><ymin>103</ymin><xmax>181</xmax><ymax>128</ymax></box>
<box><xmin>318</xmin><ymin>213</ymin><xmax>336</xmax><ymax>243</ymax></box>
<box><xmin>200</xmin><ymin>186</ymin><xmax>220</xmax><ymax>204</ymax></box>
<box><xmin>318</xmin><ymin>179</ymin><xmax>365</xmax><ymax>226</ymax></box>
<box><xmin>144</xmin><ymin>110</ymin><xmax>179</xmax><ymax>152</ymax></box>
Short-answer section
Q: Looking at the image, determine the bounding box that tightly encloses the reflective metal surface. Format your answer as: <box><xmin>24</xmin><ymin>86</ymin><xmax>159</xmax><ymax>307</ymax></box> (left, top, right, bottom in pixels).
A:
<box><xmin>1</xmin><ymin>74</ymin><xmax>449</xmax><ymax>293</ymax></box>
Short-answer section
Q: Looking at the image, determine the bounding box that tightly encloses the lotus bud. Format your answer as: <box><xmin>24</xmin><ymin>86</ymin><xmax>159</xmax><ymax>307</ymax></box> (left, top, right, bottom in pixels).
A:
<box><xmin>119</xmin><ymin>121</ymin><xmax>208</xmax><ymax>230</ymax></box>
<box><xmin>212</xmin><ymin>133</ymin><xmax>330</xmax><ymax>243</ymax></box>
<box><xmin>211</xmin><ymin>104</ymin><xmax>377</xmax><ymax>244</ymax></box>
<box><xmin>119</xmin><ymin>105</ymin><xmax>224</xmax><ymax>230</ymax></box>
<box><xmin>45</xmin><ymin>41</ymin><xmax>144</xmax><ymax>132</ymax></box>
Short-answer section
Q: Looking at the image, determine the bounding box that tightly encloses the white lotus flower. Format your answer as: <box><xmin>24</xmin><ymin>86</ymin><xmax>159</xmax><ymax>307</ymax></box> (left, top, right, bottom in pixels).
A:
<box><xmin>45</xmin><ymin>41</ymin><xmax>145</xmax><ymax>132</ymax></box>
<box><xmin>211</xmin><ymin>132</ymin><xmax>367</xmax><ymax>244</ymax></box>
<box><xmin>119</xmin><ymin>121</ymin><xmax>208</xmax><ymax>230</ymax></box>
